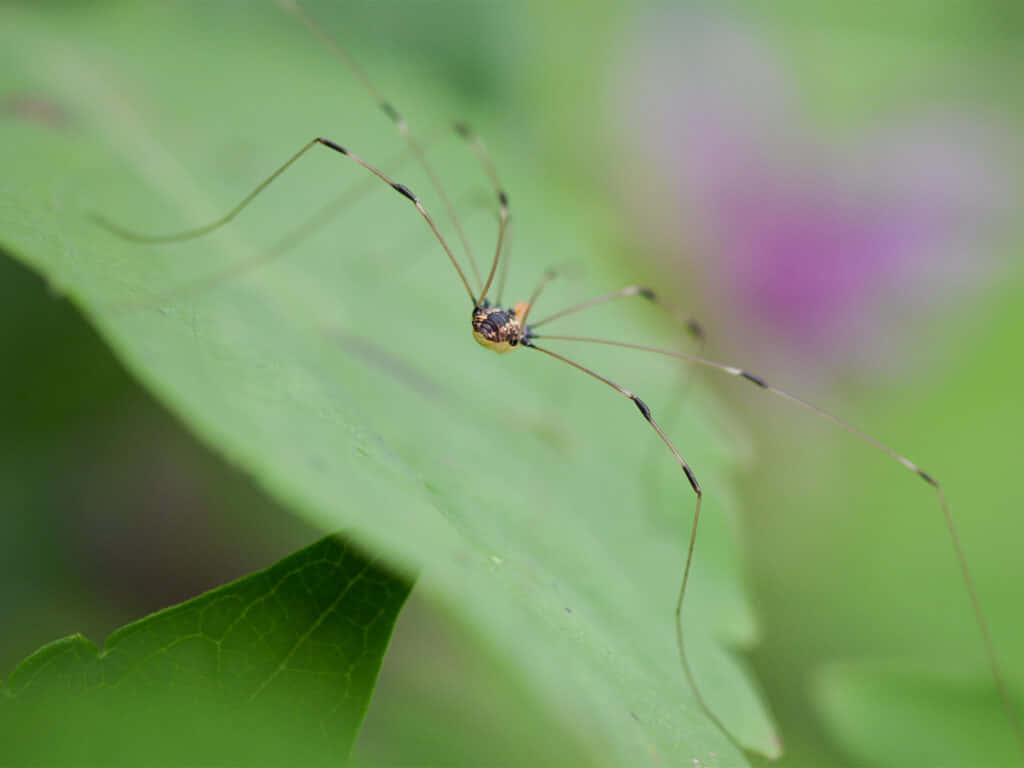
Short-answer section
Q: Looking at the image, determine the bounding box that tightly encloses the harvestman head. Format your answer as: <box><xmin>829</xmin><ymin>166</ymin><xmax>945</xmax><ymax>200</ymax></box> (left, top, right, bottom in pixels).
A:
<box><xmin>91</xmin><ymin>0</ymin><xmax>1024</xmax><ymax>757</ymax></box>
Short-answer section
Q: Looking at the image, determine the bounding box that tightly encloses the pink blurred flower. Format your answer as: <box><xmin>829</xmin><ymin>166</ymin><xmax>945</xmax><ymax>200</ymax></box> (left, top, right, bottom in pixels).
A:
<box><xmin>613</xmin><ymin>11</ymin><xmax>1012</xmax><ymax>376</ymax></box>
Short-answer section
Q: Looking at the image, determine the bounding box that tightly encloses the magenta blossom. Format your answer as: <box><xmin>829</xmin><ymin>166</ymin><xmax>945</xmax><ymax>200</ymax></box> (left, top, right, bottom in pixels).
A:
<box><xmin>613</xmin><ymin>11</ymin><xmax>1011</xmax><ymax>376</ymax></box>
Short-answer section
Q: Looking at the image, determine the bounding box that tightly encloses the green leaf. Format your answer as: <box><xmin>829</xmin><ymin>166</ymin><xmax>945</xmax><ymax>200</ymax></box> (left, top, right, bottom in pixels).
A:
<box><xmin>0</xmin><ymin>1</ymin><xmax>778</xmax><ymax>763</ymax></box>
<box><xmin>0</xmin><ymin>534</ymin><xmax>412</xmax><ymax>766</ymax></box>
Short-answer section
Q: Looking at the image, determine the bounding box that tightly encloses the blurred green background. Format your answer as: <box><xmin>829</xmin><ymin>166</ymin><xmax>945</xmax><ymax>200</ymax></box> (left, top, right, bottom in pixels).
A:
<box><xmin>2</xmin><ymin>1</ymin><xmax>1022</xmax><ymax>766</ymax></box>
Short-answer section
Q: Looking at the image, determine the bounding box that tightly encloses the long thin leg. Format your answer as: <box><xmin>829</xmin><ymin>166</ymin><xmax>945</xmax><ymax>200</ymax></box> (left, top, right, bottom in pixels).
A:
<box><xmin>95</xmin><ymin>137</ymin><xmax>477</xmax><ymax>304</ymax></box>
<box><xmin>454</xmin><ymin>122</ymin><xmax>504</xmax><ymax>199</ymax></box>
<box><xmin>475</xmin><ymin>198</ymin><xmax>510</xmax><ymax>307</ymax></box>
<box><xmin>526</xmin><ymin>342</ymin><xmax>742</xmax><ymax>752</ymax></box>
<box><xmin>110</xmin><ymin>168</ymin><xmax>495</xmax><ymax>315</ymax></box>
<box><xmin>529</xmin><ymin>284</ymin><xmax>710</xmax><ymax>468</ymax></box>
<box><xmin>530</xmin><ymin>284</ymin><xmax>704</xmax><ymax>342</ymax></box>
<box><xmin>199</xmin><ymin>126</ymin><xmax>465</xmax><ymax>296</ymax></box>
<box><xmin>452</xmin><ymin>121</ymin><xmax>512</xmax><ymax>305</ymax></box>
<box><xmin>452</xmin><ymin>123</ymin><xmax>511</xmax><ymax>306</ymax></box>
<box><xmin>533</xmin><ymin>333</ymin><xmax>1024</xmax><ymax>754</ymax></box>
<box><xmin>450</xmin><ymin>125</ymin><xmax>514</xmax><ymax>306</ymax></box>
<box><xmin>519</xmin><ymin>269</ymin><xmax>559</xmax><ymax>327</ymax></box>
<box><xmin>104</xmin><ymin>142</ymin><xmax>411</xmax><ymax>312</ymax></box>
<box><xmin>90</xmin><ymin>140</ymin><xmax>320</xmax><ymax>245</ymax></box>
<box><xmin>495</xmin><ymin>217</ymin><xmax>514</xmax><ymax>306</ymax></box>
<box><xmin>280</xmin><ymin>0</ymin><xmax>486</xmax><ymax>292</ymax></box>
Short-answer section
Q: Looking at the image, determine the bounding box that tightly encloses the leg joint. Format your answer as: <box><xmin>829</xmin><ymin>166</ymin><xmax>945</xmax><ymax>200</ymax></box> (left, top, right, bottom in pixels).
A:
<box><xmin>633</xmin><ymin>396</ymin><xmax>652</xmax><ymax>422</ymax></box>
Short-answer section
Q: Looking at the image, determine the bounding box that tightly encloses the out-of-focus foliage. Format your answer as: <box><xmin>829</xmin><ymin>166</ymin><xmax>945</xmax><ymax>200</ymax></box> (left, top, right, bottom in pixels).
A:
<box><xmin>1</xmin><ymin>535</ymin><xmax>411</xmax><ymax>766</ymax></box>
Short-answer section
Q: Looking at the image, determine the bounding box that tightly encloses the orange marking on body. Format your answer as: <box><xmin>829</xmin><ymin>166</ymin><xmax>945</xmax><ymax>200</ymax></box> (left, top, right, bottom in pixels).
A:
<box><xmin>513</xmin><ymin>301</ymin><xmax>529</xmax><ymax>324</ymax></box>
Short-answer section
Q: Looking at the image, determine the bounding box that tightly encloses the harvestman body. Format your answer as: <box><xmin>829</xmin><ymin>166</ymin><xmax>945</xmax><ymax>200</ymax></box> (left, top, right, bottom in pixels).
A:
<box><xmin>93</xmin><ymin>1</ymin><xmax>1024</xmax><ymax>757</ymax></box>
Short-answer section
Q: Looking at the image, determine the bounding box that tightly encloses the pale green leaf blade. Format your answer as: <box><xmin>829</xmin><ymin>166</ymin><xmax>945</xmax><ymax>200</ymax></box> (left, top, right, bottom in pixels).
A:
<box><xmin>0</xmin><ymin>2</ymin><xmax>778</xmax><ymax>762</ymax></box>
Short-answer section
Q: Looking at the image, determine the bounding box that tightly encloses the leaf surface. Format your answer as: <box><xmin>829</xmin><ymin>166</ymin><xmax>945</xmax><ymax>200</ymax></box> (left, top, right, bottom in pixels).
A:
<box><xmin>0</xmin><ymin>2</ymin><xmax>778</xmax><ymax>763</ymax></box>
<box><xmin>1</xmin><ymin>535</ymin><xmax>411</xmax><ymax>766</ymax></box>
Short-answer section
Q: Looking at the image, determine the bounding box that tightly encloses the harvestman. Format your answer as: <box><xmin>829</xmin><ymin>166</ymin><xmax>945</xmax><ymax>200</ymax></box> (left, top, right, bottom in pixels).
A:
<box><xmin>93</xmin><ymin>1</ymin><xmax>1023</xmax><ymax>755</ymax></box>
